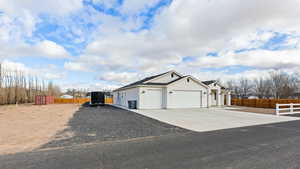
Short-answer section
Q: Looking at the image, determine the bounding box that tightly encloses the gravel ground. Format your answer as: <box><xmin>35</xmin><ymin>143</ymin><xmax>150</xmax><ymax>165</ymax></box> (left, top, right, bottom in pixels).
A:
<box><xmin>42</xmin><ymin>105</ymin><xmax>189</xmax><ymax>149</ymax></box>
<box><xmin>2</xmin><ymin>120</ymin><xmax>300</xmax><ymax>169</ymax></box>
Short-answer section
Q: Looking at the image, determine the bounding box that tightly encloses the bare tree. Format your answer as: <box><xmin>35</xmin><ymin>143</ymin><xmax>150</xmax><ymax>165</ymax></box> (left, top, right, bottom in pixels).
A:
<box><xmin>238</xmin><ymin>78</ymin><xmax>253</xmax><ymax>98</ymax></box>
<box><xmin>269</xmin><ymin>71</ymin><xmax>285</xmax><ymax>99</ymax></box>
<box><xmin>226</xmin><ymin>70</ymin><xmax>300</xmax><ymax>99</ymax></box>
<box><xmin>65</xmin><ymin>88</ymin><xmax>88</xmax><ymax>98</ymax></box>
<box><xmin>253</xmin><ymin>77</ymin><xmax>272</xmax><ymax>99</ymax></box>
<box><xmin>226</xmin><ymin>80</ymin><xmax>240</xmax><ymax>98</ymax></box>
<box><xmin>268</xmin><ymin>71</ymin><xmax>299</xmax><ymax>99</ymax></box>
<box><xmin>0</xmin><ymin>63</ymin><xmax>61</xmax><ymax>105</ymax></box>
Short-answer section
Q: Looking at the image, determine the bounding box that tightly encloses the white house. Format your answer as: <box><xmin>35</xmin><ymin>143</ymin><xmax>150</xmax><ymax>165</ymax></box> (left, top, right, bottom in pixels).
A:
<box><xmin>113</xmin><ymin>71</ymin><xmax>231</xmax><ymax>109</ymax></box>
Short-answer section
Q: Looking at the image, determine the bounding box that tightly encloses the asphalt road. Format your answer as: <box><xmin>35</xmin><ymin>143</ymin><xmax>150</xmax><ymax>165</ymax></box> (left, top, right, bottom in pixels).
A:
<box><xmin>2</xmin><ymin>107</ymin><xmax>300</xmax><ymax>169</ymax></box>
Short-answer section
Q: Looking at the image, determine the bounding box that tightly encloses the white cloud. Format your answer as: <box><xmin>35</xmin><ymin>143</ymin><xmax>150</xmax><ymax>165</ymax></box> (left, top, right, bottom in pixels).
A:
<box><xmin>190</xmin><ymin>49</ymin><xmax>300</xmax><ymax>69</ymax></box>
<box><xmin>0</xmin><ymin>0</ymin><xmax>83</xmax><ymax>41</ymax></box>
<box><xmin>0</xmin><ymin>0</ymin><xmax>83</xmax><ymax>16</ymax></box>
<box><xmin>119</xmin><ymin>0</ymin><xmax>161</xmax><ymax>15</ymax></box>
<box><xmin>0</xmin><ymin>0</ymin><xmax>76</xmax><ymax>60</ymax></box>
<box><xmin>192</xmin><ymin>69</ymin><xmax>272</xmax><ymax>82</ymax></box>
<box><xmin>0</xmin><ymin>12</ymin><xmax>37</xmax><ymax>41</ymax></box>
<box><xmin>66</xmin><ymin>0</ymin><xmax>300</xmax><ymax>79</ymax></box>
<box><xmin>154</xmin><ymin>0</ymin><xmax>300</xmax><ymax>50</ymax></box>
<box><xmin>36</xmin><ymin>41</ymin><xmax>70</xmax><ymax>58</ymax></box>
<box><xmin>0</xmin><ymin>40</ymin><xmax>70</xmax><ymax>59</ymax></box>
<box><xmin>64</xmin><ymin>62</ymin><xmax>90</xmax><ymax>72</ymax></box>
<box><xmin>59</xmin><ymin>82</ymin><xmax>120</xmax><ymax>92</ymax></box>
<box><xmin>2</xmin><ymin>0</ymin><xmax>300</xmax><ymax>87</ymax></box>
<box><xmin>98</xmin><ymin>72</ymin><xmax>141</xmax><ymax>85</ymax></box>
<box><xmin>0</xmin><ymin>60</ymin><xmax>65</xmax><ymax>80</ymax></box>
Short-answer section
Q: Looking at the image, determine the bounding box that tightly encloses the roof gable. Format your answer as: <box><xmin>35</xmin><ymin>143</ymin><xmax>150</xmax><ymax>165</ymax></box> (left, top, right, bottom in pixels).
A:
<box><xmin>203</xmin><ymin>80</ymin><xmax>227</xmax><ymax>90</ymax></box>
<box><xmin>113</xmin><ymin>71</ymin><xmax>215</xmax><ymax>92</ymax></box>
<box><xmin>202</xmin><ymin>80</ymin><xmax>217</xmax><ymax>85</ymax></box>
<box><xmin>115</xmin><ymin>72</ymin><xmax>167</xmax><ymax>91</ymax></box>
<box><xmin>143</xmin><ymin>70</ymin><xmax>183</xmax><ymax>84</ymax></box>
<box><xmin>167</xmin><ymin>76</ymin><xmax>209</xmax><ymax>88</ymax></box>
<box><xmin>113</xmin><ymin>71</ymin><xmax>175</xmax><ymax>91</ymax></box>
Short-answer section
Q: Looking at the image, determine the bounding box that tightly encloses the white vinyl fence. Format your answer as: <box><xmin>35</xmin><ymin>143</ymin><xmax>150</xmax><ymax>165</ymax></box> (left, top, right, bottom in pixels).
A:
<box><xmin>276</xmin><ymin>103</ymin><xmax>300</xmax><ymax>116</ymax></box>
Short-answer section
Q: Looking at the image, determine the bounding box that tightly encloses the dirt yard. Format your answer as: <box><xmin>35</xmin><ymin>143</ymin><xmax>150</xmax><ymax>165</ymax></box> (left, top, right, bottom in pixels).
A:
<box><xmin>227</xmin><ymin>106</ymin><xmax>276</xmax><ymax>115</ymax></box>
<box><xmin>0</xmin><ymin>104</ymin><xmax>79</xmax><ymax>155</ymax></box>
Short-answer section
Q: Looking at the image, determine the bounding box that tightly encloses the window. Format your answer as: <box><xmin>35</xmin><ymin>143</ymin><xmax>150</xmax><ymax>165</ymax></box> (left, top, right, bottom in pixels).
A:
<box><xmin>214</xmin><ymin>92</ymin><xmax>217</xmax><ymax>100</ymax></box>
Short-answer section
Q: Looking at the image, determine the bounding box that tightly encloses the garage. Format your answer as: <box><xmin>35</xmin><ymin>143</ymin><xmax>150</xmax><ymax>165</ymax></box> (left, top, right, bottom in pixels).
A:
<box><xmin>169</xmin><ymin>90</ymin><xmax>202</xmax><ymax>108</ymax></box>
<box><xmin>113</xmin><ymin>70</ymin><xmax>230</xmax><ymax>109</ymax></box>
<box><xmin>142</xmin><ymin>89</ymin><xmax>163</xmax><ymax>109</ymax></box>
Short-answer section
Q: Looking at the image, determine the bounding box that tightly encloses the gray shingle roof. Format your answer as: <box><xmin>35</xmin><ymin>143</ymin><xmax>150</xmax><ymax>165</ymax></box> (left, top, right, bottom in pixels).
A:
<box><xmin>114</xmin><ymin>71</ymin><xmax>227</xmax><ymax>92</ymax></box>
<box><xmin>202</xmin><ymin>80</ymin><xmax>227</xmax><ymax>90</ymax></box>
<box><xmin>202</xmin><ymin>80</ymin><xmax>216</xmax><ymax>85</ymax></box>
<box><xmin>114</xmin><ymin>71</ymin><xmax>173</xmax><ymax>91</ymax></box>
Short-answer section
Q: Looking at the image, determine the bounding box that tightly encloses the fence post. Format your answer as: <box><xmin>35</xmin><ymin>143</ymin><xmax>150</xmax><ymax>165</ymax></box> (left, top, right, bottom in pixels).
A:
<box><xmin>276</xmin><ymin>104</ymin><xmax>279</xmax><ymax>116</ymax></box>
<box><xmin>291</xmin><ymin>103</ymin><xmax>294</xmax><ymax>114</ymax></box>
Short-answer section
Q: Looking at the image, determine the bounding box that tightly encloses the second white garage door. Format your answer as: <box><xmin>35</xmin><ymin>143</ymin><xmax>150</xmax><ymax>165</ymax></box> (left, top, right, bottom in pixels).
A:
<box><xmin>169</xmin><ymin>90</ymin><xmax>202</xmax><ymax>108</ymax></box>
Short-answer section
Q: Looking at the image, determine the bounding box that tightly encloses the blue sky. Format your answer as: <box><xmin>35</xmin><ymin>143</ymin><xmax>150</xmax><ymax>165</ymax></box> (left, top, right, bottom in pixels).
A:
<box><xmin>0</xmin><ymin>0</ymin><xmax>300</xmax><ymax>90</ymax></box>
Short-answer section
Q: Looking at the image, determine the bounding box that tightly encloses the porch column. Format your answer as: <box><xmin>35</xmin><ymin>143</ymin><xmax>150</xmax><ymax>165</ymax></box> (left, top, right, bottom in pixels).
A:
<box><xmin>226</xmin><ymin>92</ymin><xmax>231</xmax><ymax>106</ymax></box>
<box><xmin>207</xmin><ymin>89</ymin><xmax>211</xmax><ymax>108</ymax></box>
<box><xmin>221</xmin><ymin>92</ymin><xmax>225</xmax><ymax>106</ymax></box>
<box><xmin>217</xmin><ymin>89</ymin><xmax>222</xmax><ymax>106</ymax></box>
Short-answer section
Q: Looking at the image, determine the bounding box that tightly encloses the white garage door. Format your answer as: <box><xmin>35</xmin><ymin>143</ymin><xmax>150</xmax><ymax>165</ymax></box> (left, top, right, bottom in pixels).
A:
<box><xmin>143</xmin><ymin>89</ymin><xmax>163</xmax><ymax>109</ymax></box>
<box><xmin>170</xmin><ymin>90</ymin><xmax>202</xmax><ymax>108</ymax></box>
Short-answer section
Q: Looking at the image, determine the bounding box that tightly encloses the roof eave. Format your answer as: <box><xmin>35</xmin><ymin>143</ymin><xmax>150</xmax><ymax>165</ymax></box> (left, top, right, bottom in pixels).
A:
<box><xmin>166</xmin><ymin>75</ymin><xmax>209</xmax><ymax>89</ymax></box>
<box><xmin>113</xmin><ymin>84</ymin><xmax>166</xmax><ymax>92</ymax></box>
<box><xmin>143</xmin><ymin>70</ymin><xmax>183</xmax><ymax>84</ymax></box>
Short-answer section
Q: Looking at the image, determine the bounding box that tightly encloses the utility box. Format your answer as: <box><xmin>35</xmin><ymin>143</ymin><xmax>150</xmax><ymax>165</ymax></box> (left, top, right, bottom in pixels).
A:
<box><xmin>90</xmin><ymin>92</ymin><xmax>105</xmax><ymax>106</ymax></box>
<box><xmin>128</xmin><ymin>100</ymin><xmax>137</xmax><ymax>109</ymax></box>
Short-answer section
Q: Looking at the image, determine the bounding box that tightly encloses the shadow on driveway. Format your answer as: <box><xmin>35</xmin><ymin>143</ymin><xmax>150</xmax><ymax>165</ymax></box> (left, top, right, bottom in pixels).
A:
<box><xmin>41</xmin><ymin>104</ymin><xmax>190</xmax><ymax>149</ymax></box>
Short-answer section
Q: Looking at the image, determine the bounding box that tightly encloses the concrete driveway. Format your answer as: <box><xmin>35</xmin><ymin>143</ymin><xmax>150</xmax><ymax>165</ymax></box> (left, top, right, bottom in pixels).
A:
<box><xmin>134</xmin><ymin>107</ymin><xmax>299</xmax><ymax>132</ymax></box>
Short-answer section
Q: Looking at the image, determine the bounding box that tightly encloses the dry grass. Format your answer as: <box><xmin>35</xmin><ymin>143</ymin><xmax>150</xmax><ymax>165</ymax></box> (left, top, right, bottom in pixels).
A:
<box><xmin>227</xmin><ymin>106</ymin><xmax>276</xmax><ymax>115</ymax></box>
<box><xmin>0</xmin><ymin>104</ymin><xmax>79</xmax><ymax>155</ymax></box>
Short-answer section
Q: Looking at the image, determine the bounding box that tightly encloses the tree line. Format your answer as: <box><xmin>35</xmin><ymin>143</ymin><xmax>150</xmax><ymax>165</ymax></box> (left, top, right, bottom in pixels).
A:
<box><xmin>0</xmin><ymin>63</ymin><xmax>61</xmax><ymax>105</ymax></box>
<box><xmin>226</xmin><ymin>71</ymin><xmax>300</xmax><ymax>99</ymax></box>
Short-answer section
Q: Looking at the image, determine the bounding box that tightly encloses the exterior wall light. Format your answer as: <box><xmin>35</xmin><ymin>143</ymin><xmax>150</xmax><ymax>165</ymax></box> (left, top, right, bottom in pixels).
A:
<box><xmin>142</xmin><ymin>91</ymin><xmax>146</xmax><ymax>94</ymax></box>
<box><xmin>203</xmin><ymin>92</ymin><xmax>207</xmax><ymax>95</ymax></box>
<box><xmin>169</xmin><ymin>91</ymin><xmax>173</xmax><ymax>94</ymax></box>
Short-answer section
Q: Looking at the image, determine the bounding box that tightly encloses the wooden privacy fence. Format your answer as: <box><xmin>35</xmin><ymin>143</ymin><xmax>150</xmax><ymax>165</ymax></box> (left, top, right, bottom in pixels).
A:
<box><xmin>54</xmin><ymin>98</ymin><xmax>91</xmax><ymax>104</ymax></box>
<box><xmin>105</xmin><ymin>97</ymin><xmax>113</xmax><ymax>104</ymax></box>
<box><xmin>54</xmin><ymin>98</ymin><xmax>113</xmax><ymax>104</ymax></box>
<box><xmin>232</xmin><ymin>99</ymin><xmax>300</xmax><ymax>109</ymax></box>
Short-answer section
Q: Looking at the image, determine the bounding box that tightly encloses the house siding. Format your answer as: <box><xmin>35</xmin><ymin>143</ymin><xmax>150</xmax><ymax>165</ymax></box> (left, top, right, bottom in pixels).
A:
<box><xmin>113</xmin><ymin>71</ymin><xmax>231</xmax><ymax>109</ymax></box>
<box><xmin>113</xmin><ymin>87</ymin><xmax>139</xmax><ymax>108</ymax></box>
